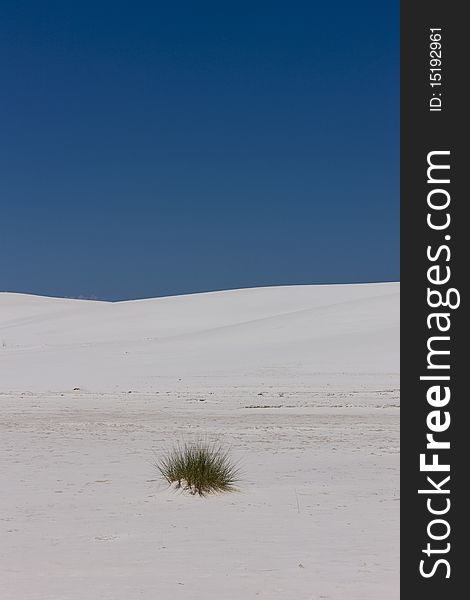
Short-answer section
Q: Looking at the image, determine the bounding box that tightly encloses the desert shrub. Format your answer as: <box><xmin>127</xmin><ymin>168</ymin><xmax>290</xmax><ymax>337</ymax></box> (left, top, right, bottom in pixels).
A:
<box><xmin>156</xmin><ymin>441</ymin><xmax>240</xmax><ymax>496</ymax></box>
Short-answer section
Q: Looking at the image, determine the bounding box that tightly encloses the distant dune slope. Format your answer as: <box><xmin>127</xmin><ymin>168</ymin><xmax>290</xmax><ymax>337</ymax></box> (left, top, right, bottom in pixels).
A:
<box><xmin>0</xmin><ymin>284</ymin><xmax>399</xmax><ymax>392</ymax></box>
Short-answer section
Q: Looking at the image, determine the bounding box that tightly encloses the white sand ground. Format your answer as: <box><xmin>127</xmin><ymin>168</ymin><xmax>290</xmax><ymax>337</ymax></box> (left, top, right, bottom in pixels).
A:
<box><xmin>0</xmin><ymin>283</ymin><xmax>399</xmax><ymax>599</ymax></box>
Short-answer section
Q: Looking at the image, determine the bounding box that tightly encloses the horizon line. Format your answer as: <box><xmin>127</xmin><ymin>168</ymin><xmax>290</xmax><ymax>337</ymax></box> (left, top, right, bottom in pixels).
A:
<box><xmin>1</xmin><ymin>280</ymin><xmax>400</xmax><ymax>304</ymax></box>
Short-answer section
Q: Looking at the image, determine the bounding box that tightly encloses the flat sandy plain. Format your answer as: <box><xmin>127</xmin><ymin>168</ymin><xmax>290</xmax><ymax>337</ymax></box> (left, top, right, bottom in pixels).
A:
<box><xmin>0</xmin><ymin>283</ymin><xmax>399</xmax><ymax>599</ymax></box>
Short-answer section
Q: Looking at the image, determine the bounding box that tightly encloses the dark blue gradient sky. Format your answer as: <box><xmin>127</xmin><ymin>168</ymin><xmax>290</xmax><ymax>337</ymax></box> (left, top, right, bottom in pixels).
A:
<box><xmin>1</xmin><ymin>1</ymin><xmax>399</xmax><ymax>300</ymax></box>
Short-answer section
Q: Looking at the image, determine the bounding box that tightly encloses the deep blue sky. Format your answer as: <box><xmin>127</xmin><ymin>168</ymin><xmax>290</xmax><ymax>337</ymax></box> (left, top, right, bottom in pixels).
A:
<box><xmin>1</xmin><ymin>1</ymin><xmax>399</xmax><ymax>301</ymax></box>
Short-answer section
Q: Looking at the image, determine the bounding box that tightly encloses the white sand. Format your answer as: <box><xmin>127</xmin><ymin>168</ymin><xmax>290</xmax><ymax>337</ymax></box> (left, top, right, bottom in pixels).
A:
<box><xmin>0</xmin><ymin>283</ymin><xmax>399</xmax><ymax>599</ymax></box>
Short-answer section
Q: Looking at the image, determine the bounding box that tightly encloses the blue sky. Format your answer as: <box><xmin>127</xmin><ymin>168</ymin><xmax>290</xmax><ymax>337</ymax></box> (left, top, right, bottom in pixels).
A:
<box><xmin>0</xmin><ymin>1</ymin><xmax>399</xmax><ymax>300</ymax></box>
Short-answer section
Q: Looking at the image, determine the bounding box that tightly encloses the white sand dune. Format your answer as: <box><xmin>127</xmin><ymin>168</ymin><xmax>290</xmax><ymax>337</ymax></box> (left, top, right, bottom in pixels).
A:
<box><xmin>0</xmin><ymin>283</ymin><xmax>399</xmax><ymax>599</ymax></box>
<box><xmin>0</xmin><ymin>283</ymin><xmax>398</xmax><ymax>392</ymax></box>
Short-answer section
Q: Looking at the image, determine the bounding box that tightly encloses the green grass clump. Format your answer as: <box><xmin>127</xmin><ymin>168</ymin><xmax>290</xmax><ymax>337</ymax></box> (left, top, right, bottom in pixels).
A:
<box><xmin>156</xmin><ymin>442</ymin><xmax>240</xmax><ymax>496</ymax></box>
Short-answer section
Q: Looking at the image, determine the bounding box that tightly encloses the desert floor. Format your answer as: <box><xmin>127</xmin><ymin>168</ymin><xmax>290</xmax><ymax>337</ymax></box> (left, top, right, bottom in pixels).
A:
<box><xmin>0</xmin><ymin>284</ymin><xmax>399</xmax><ymax>599</ymax></box>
